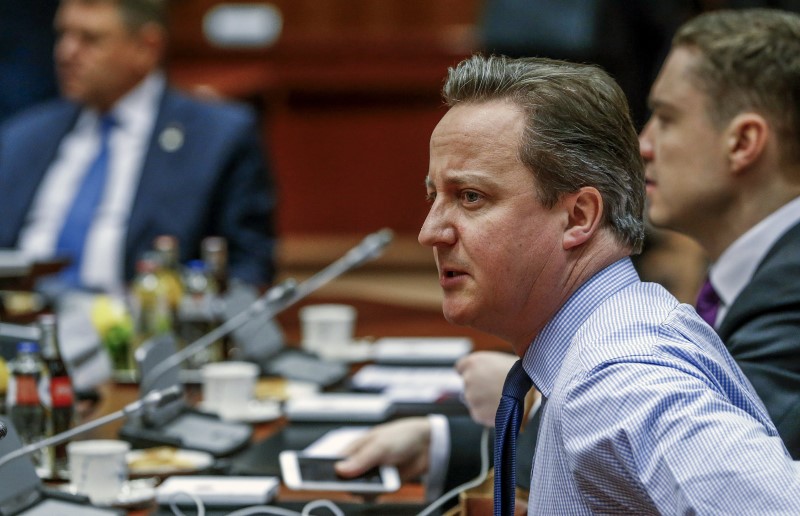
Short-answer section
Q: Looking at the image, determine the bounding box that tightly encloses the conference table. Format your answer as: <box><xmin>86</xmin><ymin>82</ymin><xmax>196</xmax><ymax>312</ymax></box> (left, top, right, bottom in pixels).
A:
<box><xmin>76</xmin><ymin>296</ymin><xmax>508</xmax><ymax>515</ymax></box>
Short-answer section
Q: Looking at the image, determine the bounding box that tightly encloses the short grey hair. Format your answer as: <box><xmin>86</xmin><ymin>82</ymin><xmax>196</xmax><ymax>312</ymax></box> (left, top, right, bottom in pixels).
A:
<box><xmin>443</xmin><ymin>54</ymin><xmax>645</xmax><ymax>254</ymax></box>
<box><xmin>674</xmin><ymin>8</ymin><xmax>800</xmax><ymax>164</ymax></box>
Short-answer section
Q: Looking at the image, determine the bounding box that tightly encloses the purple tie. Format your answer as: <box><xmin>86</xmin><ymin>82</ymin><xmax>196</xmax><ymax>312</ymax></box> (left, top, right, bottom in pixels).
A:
<box><xmin>696</xmin><ymin>278</ymin><xmax>720</xmax><ymax>327</ymax></box>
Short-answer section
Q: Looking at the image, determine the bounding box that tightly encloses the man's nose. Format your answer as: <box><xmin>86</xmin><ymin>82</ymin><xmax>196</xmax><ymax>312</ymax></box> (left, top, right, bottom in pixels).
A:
<box><xmin>418</xmin><ymin>203</ymin><xmax>456</xmax><ymax>247</ymax></box>
<box><xmin>639</xmin><ymin>119</ymin><xmax>655</xmax><ymax>160</ymax></box>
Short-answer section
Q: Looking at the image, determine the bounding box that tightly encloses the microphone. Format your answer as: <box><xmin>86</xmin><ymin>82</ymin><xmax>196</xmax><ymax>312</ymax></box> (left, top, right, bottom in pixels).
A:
<box><xmin>0</xmin><ymin>385</ymin><xmax>181</xmax><ymax>470</ymax></box>
<box><xmin>344</xmin><ymin>228</ymin><xmax>394</xmax><ymax>268</ymax></box>
<box><xmin>287</xmin><ymin>228</ymin><xmax>394</xmax><ymax>303</ymax></box>
<box><xmin>0</xmin><ymin>422</ymin><xmax>6</xmax><ymax>440</ymax></box>
<box><xmin>139</xmin><ymin>227</ymin><xmax>395</xmax><ymax>393</ymax></box>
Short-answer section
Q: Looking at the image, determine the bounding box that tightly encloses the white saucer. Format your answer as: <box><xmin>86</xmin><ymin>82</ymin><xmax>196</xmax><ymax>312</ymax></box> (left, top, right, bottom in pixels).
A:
<box><xmin>57</xmin><ymin>478</ymin><xmax>156</xmax><ymax>508</ymax></box>
<box><xmin>196</xmin><ymin>399</ymin><xmax>282</xmax><ymax>423</ymax></box>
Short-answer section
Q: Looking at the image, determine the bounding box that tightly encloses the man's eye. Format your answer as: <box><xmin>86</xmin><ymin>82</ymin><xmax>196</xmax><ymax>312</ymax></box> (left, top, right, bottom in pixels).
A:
<box><xmin>462</xmin><ymin>191</ymin><xmax>482</xmax><ymax>203</ymax></box>
<box><xmin>654</xmin><ymin>113</ymin><xmax>672</xmax><ymax>127</ymax></box>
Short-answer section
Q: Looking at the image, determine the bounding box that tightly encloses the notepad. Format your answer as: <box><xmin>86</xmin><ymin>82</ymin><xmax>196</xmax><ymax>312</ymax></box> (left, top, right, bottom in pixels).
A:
<box><xmin>371</xmin><ymin>337</ymin><xmax>472</xmax><ymax>365</ymax></box>
<box><xmin>157</xmin><ymin>476</ymin><xmax>279</xmax><ymax>506</ymax></box>
<box><xmin>351</xmin><ymin>364</ymin><xmax>464</xmax><ymax>395</ymax></box>
<box><xmin>284</xmin><ymin>393</ymin><xmax>394</xmax><ymax>422</ymax></box>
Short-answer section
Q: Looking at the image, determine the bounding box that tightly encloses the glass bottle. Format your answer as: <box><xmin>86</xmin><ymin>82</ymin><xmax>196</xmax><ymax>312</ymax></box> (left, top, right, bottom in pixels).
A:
<box><xmin>6</xmin><ymin>341</ymin><xmax>49</xmax><ymax>475</ymax></box>
<box><xmin>201</xmin><ymin>237</ymin><xmax>230</xmax><ymax>358</ymax></box>
<box><xmin>201</xmin><ymin>236</ymin><xmax>228</xmax><ymax>294</ymax></box>
<box><xmin>38</xmin><ymin>314</ymin><xmax>74</xmax><ymax>479</ymax></box>
<box><xmin>130</xmin><ymin>252</ymin><xmax>173</xmax><ymax>355</ymax></box>
<box><xmin>152</xmin><ymin>234</ymin><xmax>184</xmax><ymax>312</ymax></box>
<box><xmin>178</xmin><ymin>260</ymin><xmax>221</xmax><ymax>367</ymax></box>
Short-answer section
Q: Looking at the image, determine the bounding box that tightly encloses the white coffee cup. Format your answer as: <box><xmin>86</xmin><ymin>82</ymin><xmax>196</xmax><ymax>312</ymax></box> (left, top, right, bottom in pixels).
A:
<box><xmin>298</xmin><ymin>303</ymin><xmax>357</xmax><ymax>355</ymax></box>
<box><xmin>67</xmin><ymin>439</ymin><xmax>130</xmax><ymax>505</ymax></box>
<box><xmin>201</xmin><ymin>361</ymin><xmax>259</xmax><ymax>418</ymax></box>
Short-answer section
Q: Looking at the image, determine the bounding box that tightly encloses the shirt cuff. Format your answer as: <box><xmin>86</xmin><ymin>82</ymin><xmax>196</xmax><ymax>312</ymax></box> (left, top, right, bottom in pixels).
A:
<box><xmin>425</xmin><ymin>414</ymin><xmax>450</xmax><ymax>502</ymax></box>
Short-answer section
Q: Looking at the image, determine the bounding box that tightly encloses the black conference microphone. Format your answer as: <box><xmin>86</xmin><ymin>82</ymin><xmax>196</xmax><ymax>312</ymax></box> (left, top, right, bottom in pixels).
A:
<box><xmin>288</xmin><ymin>228</ymin><xmax>394</xmax><ymax>303</ymax></box>
<box><xmin>0</xmin><ymin>385</ymin><xmax>181</xmax><ymax>470</ymax></box>
<box><xmin>0</xmin><ymin>421</ymin><xmax>6</xmax><ymax>440</ymax></box>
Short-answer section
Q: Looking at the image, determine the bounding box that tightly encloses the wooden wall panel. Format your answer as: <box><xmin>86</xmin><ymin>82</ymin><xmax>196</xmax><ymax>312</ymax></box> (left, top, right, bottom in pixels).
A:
<box><xmin>168</xmin><ymin>0</ymin><xmax>480</xmax><ymax>57</ymax></box>
<box><xmin>167</xmin><ymin>0</ymin><xmax>481</xmax><ymax>243</ymax></box>
<box><xmin>270</xmin><ymin>97</ymin><xmax>446</xmax><ymax>235</ymax></box>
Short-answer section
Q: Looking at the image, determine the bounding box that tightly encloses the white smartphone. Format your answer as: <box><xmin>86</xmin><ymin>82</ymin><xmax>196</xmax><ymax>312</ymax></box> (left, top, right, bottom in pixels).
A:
<box><xmin>279</xmin><ymin>451</ymin><xmax>401</xmax><ymax>493</ymax></box>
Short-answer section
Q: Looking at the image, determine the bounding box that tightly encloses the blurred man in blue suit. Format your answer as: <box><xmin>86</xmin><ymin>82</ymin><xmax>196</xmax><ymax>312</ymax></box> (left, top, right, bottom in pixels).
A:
<box><xmin>0</xmin><ymin>0</ymin><xmax>276</xmax><ymax>294</ymax></box>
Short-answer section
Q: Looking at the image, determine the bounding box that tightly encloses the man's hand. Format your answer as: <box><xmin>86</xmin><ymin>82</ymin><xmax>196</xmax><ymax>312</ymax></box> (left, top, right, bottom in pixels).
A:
<box><xmin>456</xmin><ymin>351</ymin><xmax>518</xmax><ymax>427</ymax></box>
<box><xmin>335</xmin><ymin>417</ymin><xmax>432</xmax><ymax>481</ymax></box>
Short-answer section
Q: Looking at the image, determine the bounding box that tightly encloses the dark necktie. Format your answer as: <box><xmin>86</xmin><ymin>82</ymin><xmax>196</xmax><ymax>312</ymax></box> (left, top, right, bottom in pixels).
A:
<box><xmin>696</xmin><ymin>278</ymin><xmax>720</xmax><ymax>327</ymax></box>
<box><xmin>494</xmin><ymin>360</ymin><xmax>533</xmax><ymax>516</ymax></box>
<box><xmin>56</xmin><ymin>114</ymin><xmax>115</xmax><ymax>287</ymax></box>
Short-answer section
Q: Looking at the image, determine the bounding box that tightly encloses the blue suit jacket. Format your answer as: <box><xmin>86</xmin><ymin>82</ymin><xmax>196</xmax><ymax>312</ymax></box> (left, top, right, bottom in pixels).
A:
<box><xmin>0</xmin><ymin>87</ymin><xmax>276</xmax><ymax>286</ymax></box>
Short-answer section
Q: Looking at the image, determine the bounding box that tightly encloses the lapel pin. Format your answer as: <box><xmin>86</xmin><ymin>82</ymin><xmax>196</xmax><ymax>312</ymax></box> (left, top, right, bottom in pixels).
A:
<box><xmin>159</xmin><ymin>124</ymin><xmax>184</xmax><ymax>152</ymax></box>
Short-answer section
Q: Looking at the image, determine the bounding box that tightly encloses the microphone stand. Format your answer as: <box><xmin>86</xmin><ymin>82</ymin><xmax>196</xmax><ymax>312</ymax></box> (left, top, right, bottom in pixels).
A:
<box><xmin>0</xmin><ymin>385</ymin><xmax>181</xmax><ymax>470</ymax></box>
<box><xmin>139</xmin><ymin>228</ymin><xmax>395</xmax><ymax>394</ymax></box>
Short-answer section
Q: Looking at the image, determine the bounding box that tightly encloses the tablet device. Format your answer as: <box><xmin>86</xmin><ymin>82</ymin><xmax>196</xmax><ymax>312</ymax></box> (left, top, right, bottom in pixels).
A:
<box><xmin>279</xmin><ymin>451</ymin><xmax>400</xmax><ymax>494</ymax></box>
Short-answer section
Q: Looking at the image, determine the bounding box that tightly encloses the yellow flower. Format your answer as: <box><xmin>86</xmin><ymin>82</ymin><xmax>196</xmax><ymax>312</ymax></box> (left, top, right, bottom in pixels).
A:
<box><xmin>90</xmin><ymin>296</ymin><xmax>133</xmax><ymax>338</ymax></box>
<box><xmin>91</xmin><ymin>296</ymin><xmax>134</xmax><ymax>371</ymax></box>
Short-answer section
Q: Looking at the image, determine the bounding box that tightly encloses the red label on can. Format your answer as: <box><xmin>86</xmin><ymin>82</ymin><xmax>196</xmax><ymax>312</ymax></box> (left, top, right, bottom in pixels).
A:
<box><xmin>50</xmin><ymin>377</ymin><xmax>74</xmax><ymax>407</ymax></box>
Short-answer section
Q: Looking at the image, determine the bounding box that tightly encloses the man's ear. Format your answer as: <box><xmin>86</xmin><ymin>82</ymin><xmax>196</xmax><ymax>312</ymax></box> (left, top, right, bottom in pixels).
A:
<box><xmin>562</xmin><ymin>187</ymin><xmax>603</xmax><ymax>250</ymax></box>
<box><xmin>726</xmin><ymin>113</ymin><xmax>768</xmax><ymax>173</ymax></box>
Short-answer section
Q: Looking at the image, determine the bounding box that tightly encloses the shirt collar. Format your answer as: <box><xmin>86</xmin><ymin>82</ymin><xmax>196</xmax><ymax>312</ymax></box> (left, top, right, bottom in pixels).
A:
<box><xmin>79</xmin><ymin>71</ymin><xmax>165</xmax><ymax>136</ymax></box>
<box><xmin>710</xmin><ymin>196</ymin><xmax>800</xmax><ymax>308</ymax></box>
<box><xmin>522</xmin><ymin>257</ymin><xmax>639</xmax><ymax>398</ymax></box>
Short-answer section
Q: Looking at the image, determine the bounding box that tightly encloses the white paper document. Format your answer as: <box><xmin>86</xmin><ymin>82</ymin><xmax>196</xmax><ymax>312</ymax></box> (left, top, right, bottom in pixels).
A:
<box><xmin>372</xmin><ymin>337</ymin><xmax>472</xmax><ymax>365</ymax></box>
<box><xmin>351</xmin><ymin>365</ymin><xmax>464</xmax><ymax>396</ymax></box>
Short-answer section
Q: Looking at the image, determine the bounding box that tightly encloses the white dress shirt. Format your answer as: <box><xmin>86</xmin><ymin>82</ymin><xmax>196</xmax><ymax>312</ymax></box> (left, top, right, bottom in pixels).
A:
<box><xmin>18</xmin><ymin>72</ymin><xmax>165</xmax><ymax>294</ymax></box>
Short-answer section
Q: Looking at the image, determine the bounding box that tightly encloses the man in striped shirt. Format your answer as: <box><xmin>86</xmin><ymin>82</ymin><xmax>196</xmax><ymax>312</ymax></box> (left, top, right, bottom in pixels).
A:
<box><xmin>416</xmin><ymin>53</ymin><xmax>800</xmax><ymax>513</ymax></box>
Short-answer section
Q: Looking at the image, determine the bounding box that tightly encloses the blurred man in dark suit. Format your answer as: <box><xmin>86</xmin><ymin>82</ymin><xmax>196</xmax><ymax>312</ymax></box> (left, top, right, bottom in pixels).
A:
<box><xmin>640</xmin><ymin>7</ymin><xmax>800</xmax><ymax>458</ymax></box>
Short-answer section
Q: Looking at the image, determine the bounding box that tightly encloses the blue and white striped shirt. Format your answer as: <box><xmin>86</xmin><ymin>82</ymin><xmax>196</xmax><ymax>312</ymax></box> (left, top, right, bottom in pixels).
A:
<box><xmin>522</xmin><ymin>258</ymin><xmax>800</xmax><ymax>514</ymax></box>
